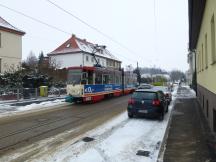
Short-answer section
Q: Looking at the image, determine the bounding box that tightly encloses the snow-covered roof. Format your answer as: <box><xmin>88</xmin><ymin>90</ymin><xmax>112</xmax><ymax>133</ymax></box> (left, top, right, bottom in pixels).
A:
<box><xmin>141</xmin><ymin>73</ymin><xmax>151</xmax><ymax>78</ymax></box>
<box><xmin>152</xmin><ymin>74</ymin><xmax>170</xmax><ymax>79</ymax></box>
<box><xmin>48</xmin><ymin>35</ymin><xmax>121</xmax><ymax>62</ymax></box>
<box><xmin>0</xmin><ymin>17</ymin><xmax>25</xmax><ymax>35</ymax></box>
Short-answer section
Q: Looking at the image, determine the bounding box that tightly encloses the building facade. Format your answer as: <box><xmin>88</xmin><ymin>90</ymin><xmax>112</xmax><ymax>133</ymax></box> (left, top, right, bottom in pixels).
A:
<box><xmin>48</xmin><ymin>34</ymin><xmax>121</xmax><ymax>70</ymax></box>
<box><xmin>0</xmin><ymin>17</ymin><xmax>25</xmax><ymax>73</ymax></box>
<box><xmin>189</xmin><ymin>0</ymin><xmax>216</xmax><ymax>132</ymax></box>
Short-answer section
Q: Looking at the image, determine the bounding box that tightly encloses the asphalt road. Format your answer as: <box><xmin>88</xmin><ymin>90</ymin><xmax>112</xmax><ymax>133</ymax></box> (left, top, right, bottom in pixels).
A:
<box><xmin>0</xmin><ymin>95</ymin><xmax>130</xmax><ymax>157</ymax></box>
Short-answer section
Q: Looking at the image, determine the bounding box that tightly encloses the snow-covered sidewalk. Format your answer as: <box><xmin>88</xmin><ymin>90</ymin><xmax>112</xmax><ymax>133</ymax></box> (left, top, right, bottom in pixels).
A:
<box><xmin>172</xmin><ymin>85</ymin><xmax>196</xmax><ymax>99</ymax></box>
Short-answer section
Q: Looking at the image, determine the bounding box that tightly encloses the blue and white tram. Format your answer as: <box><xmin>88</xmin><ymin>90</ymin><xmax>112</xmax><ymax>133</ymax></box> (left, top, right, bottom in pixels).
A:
<box><xmin>65</xmin><ymin>66</ymin><xmax>137</xmax><ymax>103</ymax></box>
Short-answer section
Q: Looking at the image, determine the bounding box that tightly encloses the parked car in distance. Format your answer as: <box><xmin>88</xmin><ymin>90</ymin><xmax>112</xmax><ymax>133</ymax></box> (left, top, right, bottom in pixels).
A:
<box><xmin>127</xmin><ymin>89</ymin><xmax>168</xmax><ymax>120</ymax></box>
<box><xmin>137</xmin><ymin>83</ymin><xmax>152</xmax><ymax>89</ymax></box>
<box><xmin>153</xmin><ymin>86</ymin><xmax>172</xmax><ymax>105</ymax></box>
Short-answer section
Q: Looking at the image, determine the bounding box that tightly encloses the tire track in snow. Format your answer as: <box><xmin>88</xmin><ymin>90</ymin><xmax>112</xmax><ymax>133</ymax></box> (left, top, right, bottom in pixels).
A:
<box><xmin>52</xmin><ymin>117</ymin><xmax>130</xmax><ymax>162</ymax></box>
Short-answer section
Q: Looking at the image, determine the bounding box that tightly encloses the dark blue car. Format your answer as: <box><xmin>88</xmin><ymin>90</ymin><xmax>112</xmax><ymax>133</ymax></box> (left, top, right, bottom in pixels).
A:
<box><xmin>127</xmin><ymin>89</ymin><xmax>168</xmax><ymax>120</ymax></box>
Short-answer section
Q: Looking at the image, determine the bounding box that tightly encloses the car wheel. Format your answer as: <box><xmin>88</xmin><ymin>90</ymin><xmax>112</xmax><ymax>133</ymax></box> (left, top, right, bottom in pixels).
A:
<box><xmin>159</xmin><ymin>112</ymin><xmax>164</xmax><ymax>121</ymax></box>
<box><xmin>128</xmin><ymin>113</ymin><xmax>133</xmax><ymax>118</ymax></box>
<box><xmin>165</xmin><ymin>105</ymin><xmax>168</xmax><ymax>113</ymax></box>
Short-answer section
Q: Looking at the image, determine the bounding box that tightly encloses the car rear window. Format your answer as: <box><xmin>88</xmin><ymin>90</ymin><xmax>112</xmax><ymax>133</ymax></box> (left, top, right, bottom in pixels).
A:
<box><xmin>132</xmin><ymin>92</ymin><xmax>157</xmax><ymax>100</ymax></box>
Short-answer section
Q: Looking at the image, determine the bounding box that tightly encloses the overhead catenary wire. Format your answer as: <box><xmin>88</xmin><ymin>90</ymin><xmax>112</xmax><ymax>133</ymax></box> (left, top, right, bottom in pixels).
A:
<box><xmin>0</xmin><ymin>2</ymin><xmax>138</xmax><ymax>64</ymax></box>
<box><xmin>153</xmin><ymin>0</ymin><xmax>157</xmax><ymax>58</ymax></box>
<box><xmin>0</xmin><ymin>3</ymin><xmax>70</xmax><ymax>35</ymax></box>
<box><xmin>44</xmin><ymin>0</ymin><xmax>143</xmax><ymax>59</ymax></box>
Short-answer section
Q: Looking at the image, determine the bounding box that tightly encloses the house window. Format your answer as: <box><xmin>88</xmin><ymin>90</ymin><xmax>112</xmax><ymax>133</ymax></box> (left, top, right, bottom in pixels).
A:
<box><xmin>213</xmin><ymin>109</ymin><xmax>216</xmax><ymax>132</ymax></box>
<box><xmin>202</xmin><ymin>44</ymin><xmax>204</xmax><ymax>71</ymax></box>
<box><xmin>66</xmin><ymin>43</ymin><xmax>70</xmax><ymax>48</ymax></box>
<box><xmin>86</xmin><ymin>55</ymin><xmax>89</xmax><ymax>62</ymax></box>
<box><xmin>91</xmin><ymin>57</ymin><xmax>94</xmax><ymax>63</ymax></box>
<box><xmin>0</xmin><ymin>58</ymin><xmax>1</xmax><ymax>73</ymax></box>
<box><xmin>203</xmin><ymin>95</ymin><xmax>204</xmax><ymax>109</ymax></box>
<box><xmin>0</xmin><ymin>33</ymin><xmax>1</xmax><ymax>47</ymax></box>
<box><xmin>211</xmin><ymin>15</ymin><xmax>216</xmax><ymax>64</ymax></box>
<box><xmin>198</xmin><ymin>52</ymin><xmax>201</xmax><ymax>72</ymax></box>
<box><xmin>200</xmin><ymin>50</ymin><xmax>202</xmax><ymax>72</ymax></box>
<box><xmin>205</xmin><ymin>34</ymin><xmax>208</xmax><ymax>68</ymax></box>
<box><xmin>108</xmin><ymin>60</ymin><xmax>111</xmax><ymax>66</ymax></box>
<box><xmin>197</xmin><ymin>52</ymin><xmax>199</xmax><ymax>72</ymax></box>
<box><xmin>206</xmin><ymin>100</ymin><xmax>209</xmax><ymax>118</ymax></box>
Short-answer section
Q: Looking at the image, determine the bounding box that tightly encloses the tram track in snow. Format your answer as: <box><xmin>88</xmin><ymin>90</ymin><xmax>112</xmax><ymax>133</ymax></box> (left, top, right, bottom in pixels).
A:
<box><xmin>0</xmin><ymin>95</ymin><xmax>130</xmax><ymax>155</ymax></box>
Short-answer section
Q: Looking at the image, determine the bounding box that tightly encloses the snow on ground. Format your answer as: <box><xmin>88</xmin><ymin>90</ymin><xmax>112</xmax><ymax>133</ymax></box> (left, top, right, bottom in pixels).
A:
<box><xmin>17</xmin><ymin>99</ymin><xmax>65</xmax><ymax>111</ymax></box>
<box><xmin>174</xmin><ymin>85</ymin><xmax>196</xmax><ymax>99</ymax></box>
<box><xmin>0</xmin><ymin>99</ymin><xmax>66</xmax><ymax>117</ymax></box>
<box><xmin>22</xmin><ymin>87</ymin><xmax>180</xmax><ymax>162</ymax></box>
<box><xmin>0</xmin><ymin>85</ymin><xmax>189</xmax><ymax>162</ymax></box>
<box><xmin>28</xmin><ymin>112</ymin><xmax>173</xmax><ymax>162</ymax></box>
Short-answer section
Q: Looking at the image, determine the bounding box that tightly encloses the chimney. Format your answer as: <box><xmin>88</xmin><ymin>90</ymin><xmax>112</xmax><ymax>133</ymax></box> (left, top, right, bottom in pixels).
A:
<box><xmin>83</xmin><ymin>39</ymin><xmax>87</xmax><ymax>42</ymax></box>
<box><xmin>72</xmin><ymin>34</ymin><xmax>76</xmax><ymax>37</ymax></box>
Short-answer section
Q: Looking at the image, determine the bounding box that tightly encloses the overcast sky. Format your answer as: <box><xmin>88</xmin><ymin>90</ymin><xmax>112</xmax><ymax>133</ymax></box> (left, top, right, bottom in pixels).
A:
<box><xmin>1</xmin><ymin>0</ymin><xmax>189</xmax><ymax>71</ymax></box>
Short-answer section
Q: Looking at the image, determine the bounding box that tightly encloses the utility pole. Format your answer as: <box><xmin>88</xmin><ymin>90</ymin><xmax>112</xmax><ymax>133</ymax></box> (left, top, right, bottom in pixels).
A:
<box><xmin>137</xmin><ymin>62</ymin><xmax>141</xmax><ymax>85</ymax></box>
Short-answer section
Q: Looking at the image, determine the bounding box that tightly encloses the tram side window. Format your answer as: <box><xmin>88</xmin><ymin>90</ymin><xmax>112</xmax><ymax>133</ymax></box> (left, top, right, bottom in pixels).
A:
<box><xmin>109</xmin><ymin>74</ymin><xmax>114</xmax><ymax>84</ymax></box>
<box><xmin>125</xmin><ymin>74</ymin><xmax>130</xmax><ymax>85</ymax></box>
<box><xmin>88</xmin><ymin>71</ymin><xmax>94</xmax><ymax>84</ymax></box>
<box><xmin>81</xmin><ymin>72</ymin><xmax>88</xmax><ymax>84</ymax></box>
<box><xmin>103</xmin><ymin>75</ymin><xmax>110</xmax><ymax>84</ymax></box>
<box><xmin>115</xmin><ymin>75</ymin><xmax>120</xmax><ymax>84</ymax></box>
<box><xmin>95</xmin><ymin>73</ymin><xmax>102</xmax><ymax>84</ymax></box>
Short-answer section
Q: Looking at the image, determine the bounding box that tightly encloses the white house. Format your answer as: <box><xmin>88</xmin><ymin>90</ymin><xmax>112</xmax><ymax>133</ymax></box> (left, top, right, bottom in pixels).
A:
<box><xmin>48</xmin><ymin>34</ymin><xmax>121</xmax><ymax>69</ymax></box>
<box><xmin>0</xmin><ymin>17</ymin><xmax>25</xmax><ymax>73</ymax></box>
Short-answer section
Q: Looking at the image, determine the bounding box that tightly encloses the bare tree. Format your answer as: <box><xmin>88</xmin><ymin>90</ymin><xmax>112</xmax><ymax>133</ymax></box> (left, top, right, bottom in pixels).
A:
<box><xmin>170</xmin><ymin>70</ymin><xmax>186</xmax><ymax>82</ymax></box>
<box><xmin>49</xmin><ymin>57</ymin><xmax>62</xmax><ymax>70</ymax></box>
<box><xmin>125</xmin><ymin>64</ymin><xmax>134</xmax><ymax>71</ymax></box>
<box><xmin>26</xmin><ymin>51</ymin><xmax>38</xmax><ymax>70</ymax></box>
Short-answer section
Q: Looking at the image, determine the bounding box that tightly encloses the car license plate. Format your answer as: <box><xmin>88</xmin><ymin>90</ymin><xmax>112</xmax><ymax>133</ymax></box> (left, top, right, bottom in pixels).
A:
<box><xmin>138</xmin><ymin>110</ymin><xmax>148</xmax><ymax>113</ymax></box>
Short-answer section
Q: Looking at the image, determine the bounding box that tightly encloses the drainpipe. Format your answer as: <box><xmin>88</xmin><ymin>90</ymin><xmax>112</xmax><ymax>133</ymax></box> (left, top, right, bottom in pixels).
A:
<box><xmin>193</xmin><ymin>49</ymin><xmax>197</xmax><ymax>96</ymax></box>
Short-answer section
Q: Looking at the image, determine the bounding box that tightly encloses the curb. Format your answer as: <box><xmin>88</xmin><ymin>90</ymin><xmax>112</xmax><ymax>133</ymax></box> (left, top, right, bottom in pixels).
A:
<box><xmin>157</xmin><ymin>100</ymin><xmax>175</xmax><ymax>162</ymax></box>
<box><xmin>157</xmin><ymin>87</ymin><xmax>180</xmax><ymax>161</ymax></box>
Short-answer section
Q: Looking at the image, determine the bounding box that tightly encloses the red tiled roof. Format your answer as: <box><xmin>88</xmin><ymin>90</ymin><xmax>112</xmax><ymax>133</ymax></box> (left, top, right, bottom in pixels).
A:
<box><xmin>0</xmin><ymin>16</ymin><xmax>25</xmax><ymax>35</ymax></box>
<box><xmin>48</xmin><ymin>34</ymin><xmax>120</xmax><ymax>62</ymax></box>
<box><xmin>48</xmin><ymin>34</ymin><xmax>92</xmax><ymax>55</ymax></box>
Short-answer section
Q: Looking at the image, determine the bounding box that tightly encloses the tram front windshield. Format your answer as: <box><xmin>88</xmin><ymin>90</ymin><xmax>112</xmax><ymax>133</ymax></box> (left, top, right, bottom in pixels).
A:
<box><xmin>68</xmin><ymin>69</ymin><xmax>82</xmax><ymax>84</ymax></box>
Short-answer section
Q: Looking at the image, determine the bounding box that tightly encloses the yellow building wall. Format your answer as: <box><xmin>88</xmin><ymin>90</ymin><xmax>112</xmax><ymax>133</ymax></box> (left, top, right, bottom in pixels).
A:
<box><xmin>0</xmin><ymin>30</ymin><xmax>22</xmax><ymax>73</ymax></box>
<box><xmin>196</xmin><ymin>0</ymin><xmax>216</xmax><ymax>94</ymax></box>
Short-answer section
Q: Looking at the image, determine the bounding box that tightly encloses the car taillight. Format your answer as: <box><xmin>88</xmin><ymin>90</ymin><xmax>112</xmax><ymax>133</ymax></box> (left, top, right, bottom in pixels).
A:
<box><xmin>128</xmin><ymin>99</ymin><xmax>135</xmax><ymax>105</ymax></box>
<box><xmin>152</xmin><ymin>99</ymin><xmax>161</xmax><ymax>106</ymax></box>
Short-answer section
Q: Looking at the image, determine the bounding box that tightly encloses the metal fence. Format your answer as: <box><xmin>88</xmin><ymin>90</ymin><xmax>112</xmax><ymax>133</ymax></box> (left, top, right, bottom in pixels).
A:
<box><xmin>0</xmin><ymin>87</ymin><xmax>67</xmax><ymax>101</ymax></box>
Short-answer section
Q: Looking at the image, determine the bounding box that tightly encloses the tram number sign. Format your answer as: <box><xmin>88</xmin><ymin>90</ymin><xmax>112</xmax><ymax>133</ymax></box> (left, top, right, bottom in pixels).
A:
<box><xmin>85</xmin><ymin>97</ymin><xmax>92</xmax><ymax>101</ymax></box>
<box><xmin>84</xmin><ymin>87</ymin><xmax>93</xmax><ymax>93</ymax></box>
